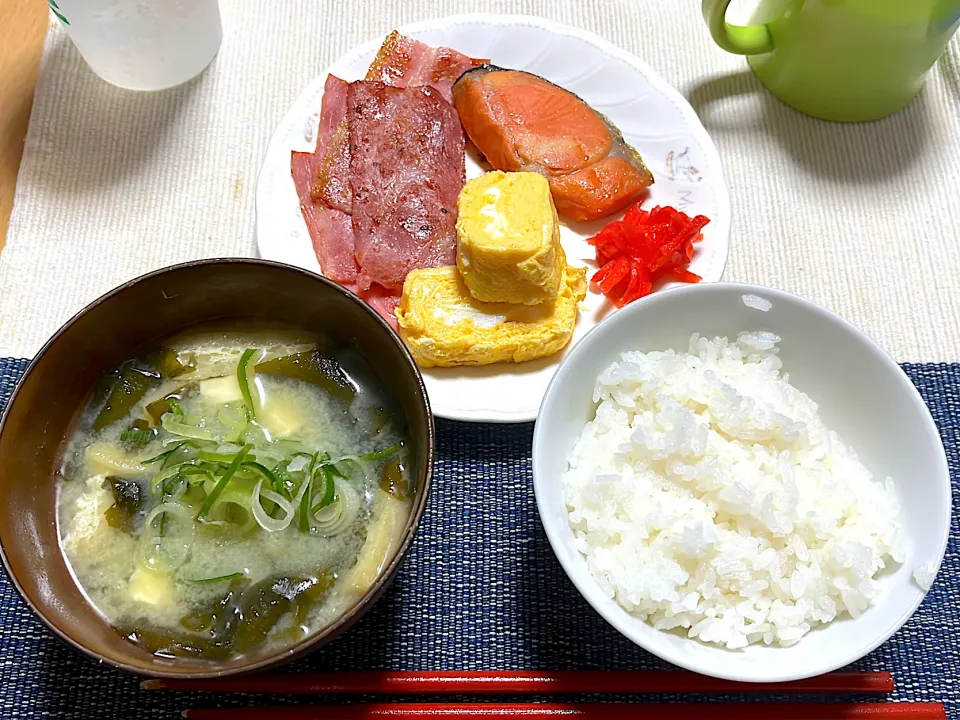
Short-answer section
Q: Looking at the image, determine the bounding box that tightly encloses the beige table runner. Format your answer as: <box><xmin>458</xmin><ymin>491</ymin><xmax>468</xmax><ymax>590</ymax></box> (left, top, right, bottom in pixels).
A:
<box><xmin>1</xmin><ymin>0</ymin><xmax>959</xmax><ymax>361</ymax></box>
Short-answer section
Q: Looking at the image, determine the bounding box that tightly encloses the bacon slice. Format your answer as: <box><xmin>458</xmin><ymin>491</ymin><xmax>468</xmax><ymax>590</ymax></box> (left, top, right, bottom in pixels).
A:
<box><xmin>313</xmin><ymin>33</ymin><xmax>480</xmax><ymax>220</ymax></box>
<box><xmin>358</xmin><ymin>285</ymin><xmax>401</xmax><ymax>332</ymax></box>
<box><xmin>291</xmin><ymin>76</ymin><xmax>358</xmax><ymax>284</ymax></box>
<box><xmin>365</xmin><ymin>30</ymin><xmax>484</xmax><ymax>103</ymax></box>
<box><xmin>348</xmin><ymin>81</ymin><xmax>463</xmax><ymax>291</ymax></box>
<box><xmin>292</xmin><ymin>151</ymin><xmax>356</xmax><ymax>284</ymax></box>
<box><xmin>291</xmin><ymin>32</ymin><xmax>482</xmax><ymax>327</ymax></box>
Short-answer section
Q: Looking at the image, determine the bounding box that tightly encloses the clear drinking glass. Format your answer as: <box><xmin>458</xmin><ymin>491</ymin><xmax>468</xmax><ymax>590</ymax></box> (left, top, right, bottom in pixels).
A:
<box><xmin>46</xmin><ymin>0</ymin><xmax>222</xmax><ymax>91</ymax></box>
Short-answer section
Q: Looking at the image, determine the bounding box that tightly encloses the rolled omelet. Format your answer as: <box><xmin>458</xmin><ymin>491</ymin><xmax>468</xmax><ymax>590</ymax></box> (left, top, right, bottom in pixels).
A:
<box><xmin>395</xmin><ymin>264</ymin><xmax>587</xmax><ymax>368</ymax></box>
<box><xmin>456</xmin><ymin>171</ymin><xmax>563</xmax><ymax>305</ymax></box>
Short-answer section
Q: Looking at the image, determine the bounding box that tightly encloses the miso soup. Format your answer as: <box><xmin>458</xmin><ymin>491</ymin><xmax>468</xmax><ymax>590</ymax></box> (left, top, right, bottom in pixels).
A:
<box><xmin>56</xmin><ymin>325</ymin><xmax>414</xmax><ymax>661</ymax></box>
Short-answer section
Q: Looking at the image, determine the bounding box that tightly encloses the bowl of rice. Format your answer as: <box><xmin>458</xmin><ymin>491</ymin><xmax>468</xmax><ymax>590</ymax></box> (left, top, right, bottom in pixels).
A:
<box><xmin>532</xmin><ymin>282</ymin><xmax>950</xmax><ymax>682</ymax></box>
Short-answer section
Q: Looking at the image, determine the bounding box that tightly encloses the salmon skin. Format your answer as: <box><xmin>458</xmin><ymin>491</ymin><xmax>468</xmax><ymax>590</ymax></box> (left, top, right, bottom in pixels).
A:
<box><xmin>453</xmin><ymin>65</ymin><xmax>654</xmax><ymax>222</ymax></box>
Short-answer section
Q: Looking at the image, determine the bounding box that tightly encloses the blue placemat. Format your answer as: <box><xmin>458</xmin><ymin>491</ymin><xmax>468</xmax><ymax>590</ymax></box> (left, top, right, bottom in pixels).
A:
<box><xmin>1</xmin><ymin>357</ymin><xmax>957</xmax><ymax>719</ymax></box>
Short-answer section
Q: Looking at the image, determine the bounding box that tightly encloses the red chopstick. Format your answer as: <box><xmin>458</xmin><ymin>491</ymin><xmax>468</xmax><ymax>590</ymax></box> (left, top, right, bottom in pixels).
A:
<box><xmin>182</xmin><ymin>702</ymin><xmax>945</xmax><ymax>719</ymax></box>
<box><xmin>144</xmin><ymin>670</ymin><xmax>894</xmax><ymax>694</ymax></box>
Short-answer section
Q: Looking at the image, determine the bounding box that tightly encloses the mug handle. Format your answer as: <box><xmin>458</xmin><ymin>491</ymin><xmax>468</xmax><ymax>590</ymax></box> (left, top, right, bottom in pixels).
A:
<box><xmin>701</xmin><ymin>0</ymin><xmax>775</xmax><ymax>55</ymax></box>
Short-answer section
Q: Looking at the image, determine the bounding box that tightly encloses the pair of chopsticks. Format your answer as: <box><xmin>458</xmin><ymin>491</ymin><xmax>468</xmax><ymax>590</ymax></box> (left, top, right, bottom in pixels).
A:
<box><xmin>140</xmin><ymin>671</ymin><xmax>945</xmax><ymax>720</ymax></box>
<box><xmin>180</xmin><ymin>704</ymin><xmax>947</xmax><ymax>719</ymax></box>
<box><xmin>144</xmin><ymin>670</ymin><xmax>895</xmax><ymax>695</ymax></box>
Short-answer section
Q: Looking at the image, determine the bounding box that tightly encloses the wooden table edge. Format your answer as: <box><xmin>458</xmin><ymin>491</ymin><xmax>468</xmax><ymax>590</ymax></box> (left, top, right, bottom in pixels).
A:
<box><xmin>0</xmin><ymin>0</ymin><xmax>49</xmax><ymax>254</ymax></box>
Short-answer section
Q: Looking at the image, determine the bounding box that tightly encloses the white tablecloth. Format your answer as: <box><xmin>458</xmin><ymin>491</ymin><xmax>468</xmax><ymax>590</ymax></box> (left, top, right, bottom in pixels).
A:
<box><xmin>2</xmin><ymin>0</ymin><xmax>958</xmax><ymax>361</ymax></box>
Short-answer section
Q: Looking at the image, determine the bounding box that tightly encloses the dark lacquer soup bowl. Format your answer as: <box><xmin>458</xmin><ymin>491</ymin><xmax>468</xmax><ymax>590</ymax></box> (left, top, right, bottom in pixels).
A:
<box><xmin>0</xmin><ymin>259</ymin><xmax>433</xmax><ymax>678</ymax></box>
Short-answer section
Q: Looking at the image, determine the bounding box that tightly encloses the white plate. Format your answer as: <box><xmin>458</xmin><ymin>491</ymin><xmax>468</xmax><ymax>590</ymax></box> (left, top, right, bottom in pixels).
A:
<box><xmin>256</xmin><ymin>14</ymin><xmax>731</xmax><ymax>422</ymax></box>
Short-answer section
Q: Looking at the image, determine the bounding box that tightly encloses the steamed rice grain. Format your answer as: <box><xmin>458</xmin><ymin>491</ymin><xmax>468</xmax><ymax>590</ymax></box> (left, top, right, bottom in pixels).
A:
<box><xmin>563</xmin><ymin>332</ymin><xmax>905</xmax><ymax>650</ymax></box>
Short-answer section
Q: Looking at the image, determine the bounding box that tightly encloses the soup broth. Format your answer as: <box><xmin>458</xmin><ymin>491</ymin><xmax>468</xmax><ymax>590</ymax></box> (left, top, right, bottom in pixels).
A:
<box><xmin>57</xmin><ymin>325</ymin><xmax>413</xmax><ymax>661</ymax></box>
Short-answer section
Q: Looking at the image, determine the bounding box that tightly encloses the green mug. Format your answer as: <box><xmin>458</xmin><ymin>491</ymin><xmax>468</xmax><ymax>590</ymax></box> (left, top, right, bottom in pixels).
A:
<box><xmin>701</xmin><ymin>0</ymin><xmax>960</xmax><ymax>122</ymax></box>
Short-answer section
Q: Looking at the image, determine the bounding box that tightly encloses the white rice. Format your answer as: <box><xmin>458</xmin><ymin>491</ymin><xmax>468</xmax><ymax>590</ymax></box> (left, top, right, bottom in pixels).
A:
<box><xmin>912</xmin><ymin>564</ymin><xmax>935</xmax><ymax>592</ymax></box>
<box><xmin>563</xmin><ymin>332</ymin><xmax>905</xmax><ymax>650</ymax></box>
<box><xmin>741</xmin><ymin>294</ymin><xmax>773</xmax><ymax>312</ymax></box>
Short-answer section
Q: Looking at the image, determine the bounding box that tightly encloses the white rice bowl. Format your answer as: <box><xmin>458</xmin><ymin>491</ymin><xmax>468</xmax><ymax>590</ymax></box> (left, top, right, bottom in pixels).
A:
<box><xmin>563</xmin><ymin>332</ymin><xmax>906</xmax><ymax>650</ymax></box>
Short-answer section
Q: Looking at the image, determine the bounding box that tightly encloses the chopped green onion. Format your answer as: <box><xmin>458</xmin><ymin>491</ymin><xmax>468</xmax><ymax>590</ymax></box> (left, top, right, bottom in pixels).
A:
<box><xmin>253</xmin><ymin>479</ymin><xmax>299</xmax><ymax>532</ymax></box>
<box><xmin>151</xmin><ymin>461</ymin><xmax>194</xmax><ymax>492</ymax></box>
<box><xmin>161</xmin><ymin>415</ymin><xmax>219</xmax><ymax>442</ymax></box>
<box><xmin>273</xmin><ymin>439</ymin><xmax>307</xmax><ymax>453</ymax></box>
<box><xmin>312</xmin><ymin>491</ymin><xmax>339</xmax><ymax>514</ymax></box>
<box><xmin>160</xmin><ymin>442</ymin><xmax>195</xmax><ymax>471</ymax></box>
<box><xmin>195</xmin><ymin>445</ymin><xmax>251</xmax><ymax>522</ymax></box>
<box><xmin>272</xmin><ymin>461</ymin><xmax>300</xmax><ymax>496</ymax></box>
<box><xmin>158</xmin><ymin>474</ymin><xmax>189</xmax><ymax>504</ymax></box>
<box><xmin>306</xmin><ymin>451</ymin><xmax>321</xmax><ymax>477</ymax></box>
<box><xmin>249</xmin><ymin>447</ymin><xmax>285</xmax><ymax>464</ymax></box>
<box><xmin>298</xmin><ymin>472</ymin><xmax>314</xmax><ymax>533</ymax></box>
<box><xmin>188</xmin><ymin>572</ymin><xmax>245</xmax><ymax>585</ymax></box>
<box><xmin>315</xmin><ymin>466</ymin><xmax>337</xmax><ymax>510</ymax></box>
<box><xmin>143</xmin><ymin>502</ymin><xmax>194</xmax><ymax>547</ymax></box>
<box><xmin>178</xmin><ymin>465</ymin><xmax>211</xmax><ymax>477</ymax></box>
<box><xmin>120</xmin><ymin>426</ymin><xmax>156</xmax><ymax>445</ymax></box>
<box><xmin>142</xmin><ymin>442</ymin><xmax>185</xmax><ymax>465</ymax></box>
<box><xmin>330</xmin><ymin>457</ymin><xmax>364</xmax><ymax>480</ymax></box>
<box><xmin>237</xmin><ymin>348</ymin><xmax>257</xmax><ymax>420</ymax></box>
<box><xmin>167</xmin><ymin>397</ymin><xmax>184</xmax><ymax>416</ymax></box>
<box><xmin>243</xmin><ymin>461</ymin><xmax>286</xmax><ymax>496</ymax></box>
<box><xmin>198</xmin><ymin>448</ymin><xmax>252</xmax><ymax>464</ymax></box>
<box><xmin>360</xmin><ymin>443</ymin><xmax>403</xmax><ymax>462</ymax></box>
<box><xmin>218</xmin><ymin>404</ymin><xmax>248</xmax><ymax>432</ymax></box>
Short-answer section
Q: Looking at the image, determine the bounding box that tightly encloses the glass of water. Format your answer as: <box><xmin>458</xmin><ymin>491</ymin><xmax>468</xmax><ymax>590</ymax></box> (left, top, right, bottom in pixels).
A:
<box><xmin>48</xmin><ymin>0</ymin><xmax>222</xmax><ymax>91</ymax></box>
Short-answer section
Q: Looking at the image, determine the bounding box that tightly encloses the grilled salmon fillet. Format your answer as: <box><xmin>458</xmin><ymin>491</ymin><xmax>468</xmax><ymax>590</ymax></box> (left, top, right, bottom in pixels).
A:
<box><xmin>452</xmin><ymin>66</ymin><xmax>654</xmax><ymax>222</ymax></box>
